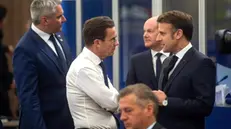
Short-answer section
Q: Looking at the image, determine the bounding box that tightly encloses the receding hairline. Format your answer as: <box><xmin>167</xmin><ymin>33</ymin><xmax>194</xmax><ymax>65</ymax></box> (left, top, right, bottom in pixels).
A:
<box><xmin>144</xmin><ymin>15</ymin><xmax>159</xmax><ymax>28</ymax></box>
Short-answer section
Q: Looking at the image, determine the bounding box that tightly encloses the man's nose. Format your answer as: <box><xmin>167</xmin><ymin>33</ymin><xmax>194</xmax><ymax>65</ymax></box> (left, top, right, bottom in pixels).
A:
<box><xmin>62</xmin><ymin>15</ymin><xmax>67</xmax><ymax>22</ymax></box>
<box><xmin>156</xmin><ymin>34</ymin><xmax>161</xmax><ymax>41</ymax></box>
<box><xmin>120</xmin><ymin>112</ymin><xmax>127</xmax><ymax>121</ymax></box>
<box><xmin>115</xmin><ymin>40</ymin><xmax>119</xmax><ymax>46</ymax></box>
<box><xmin>143</xmin><ymin>32</ymin><xmax>147</xmax><ymax>38</ymax></box>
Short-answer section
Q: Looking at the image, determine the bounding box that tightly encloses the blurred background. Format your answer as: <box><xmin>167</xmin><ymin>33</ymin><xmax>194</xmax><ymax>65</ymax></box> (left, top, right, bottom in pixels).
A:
<box><xmin>0</xmin><ymin>0</ymin><xmax>231</xmax><ymax>129</ymax></box>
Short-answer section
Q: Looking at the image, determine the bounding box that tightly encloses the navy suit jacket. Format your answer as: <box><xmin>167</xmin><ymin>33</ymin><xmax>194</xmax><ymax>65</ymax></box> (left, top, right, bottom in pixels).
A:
<box><xmin>13</xmin><ymin>29</ymin><xmax>74</xmax><ymax>129</ymax></box>
<box><xmin>126</xmin><ymin>50</ymin><xmax>159</xmax><ymax>90</ymax></box>
<box><xmin>157</xmin><ymin>47</ymin><xmax>216</xmax><ymax>129</ymax></box>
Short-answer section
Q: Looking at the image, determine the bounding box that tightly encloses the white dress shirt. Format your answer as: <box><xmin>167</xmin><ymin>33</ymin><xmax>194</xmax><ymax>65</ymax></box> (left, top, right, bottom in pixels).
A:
<box><xmin>169</xmin><ymin>43</ymin><xmax>192</xmax><ymax>76</ymax></box>
<box><xmin>31</xmin><ymin>23</ymin><xmax>65</xmax><ymax>57</ymax></box>
<box><xmin>151</xmin><ymin>50</ymin><xmax>169</xmax><ymax>75</ymax></box>
<box><xmin>66</xmin><ymin>47</ymin><xmax>119</xmax><ymax>129</ymax></box>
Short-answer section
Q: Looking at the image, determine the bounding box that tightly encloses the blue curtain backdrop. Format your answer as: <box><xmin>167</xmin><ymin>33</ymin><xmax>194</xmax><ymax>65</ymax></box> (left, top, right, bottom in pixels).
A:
<box><xmin>62</xmin><ymin>0</ymin><xmax>76</xmax><ymax>58</ymax></box>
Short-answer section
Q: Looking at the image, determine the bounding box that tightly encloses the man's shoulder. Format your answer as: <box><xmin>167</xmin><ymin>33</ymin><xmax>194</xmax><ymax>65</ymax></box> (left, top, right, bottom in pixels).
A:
<box><xmin>188</xmin><ymin>48</ymin><xmax>212</xmax><ymax>63</ymax></box>
<box><xmin>70</xmin><ymin>54</ymin><xmax>95</xmax><ymax>71</ymax></box>
<box><xmin>16</xmin><ymin>30</ymin><xmax>35</xmax><ymax>48</ymax></box>
<box><xmin>131</xmin><ymin>50</ymin><xmax>150</xmax><ymax>60</ymax></box>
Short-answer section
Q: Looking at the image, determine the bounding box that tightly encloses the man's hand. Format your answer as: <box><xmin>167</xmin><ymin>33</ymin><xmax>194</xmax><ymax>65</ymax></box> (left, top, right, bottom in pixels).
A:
<box><xmin>152</xmin><ymin>90</ymin><xmax>167</xmax><ymax>106</ymax></box>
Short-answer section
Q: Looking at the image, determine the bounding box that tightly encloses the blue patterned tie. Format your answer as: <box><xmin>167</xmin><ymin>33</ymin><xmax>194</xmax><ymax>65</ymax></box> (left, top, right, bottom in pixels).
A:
<box><xmin>49</xmin><ymin>34</ymin><xmax>67</xmax><ymax>71</ymax></box>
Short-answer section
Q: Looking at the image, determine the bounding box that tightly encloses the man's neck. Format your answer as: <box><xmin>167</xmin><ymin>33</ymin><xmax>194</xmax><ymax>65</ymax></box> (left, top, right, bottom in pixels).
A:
<box><xmin>173</xmin><ymin>40</ymin><xmax>189</xmax><ymax>54</ymax></box>
<box><xmin>36</xmin><ymin>24</ymin><xmax>51</xmax><ymax>34</ymax></box>
<box><xmin>86</xmin><ymin>46</ymin><xmax>104</xmax><ymax>60</ymax></box>
<box><xmin>142</xmin><ymin>117</ymin><xmax>156</xmax><ymax>129</ymax></box>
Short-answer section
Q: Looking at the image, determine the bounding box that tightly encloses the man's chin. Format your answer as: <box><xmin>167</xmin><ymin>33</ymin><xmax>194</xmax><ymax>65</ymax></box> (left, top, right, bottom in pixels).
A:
<box><xmin>162</xmin><ymin>47</ymin><xmax>170</xmax><ymax>53</ymax></box>
<box><xmin>125</xmin><ymin>125</ymin><xmax>132</xmax><ymax>129</ymax></box>
<box><xmin>144</xmin><ymin>44</ymin><xmax>152</xmax><ymax>48</ymax></box>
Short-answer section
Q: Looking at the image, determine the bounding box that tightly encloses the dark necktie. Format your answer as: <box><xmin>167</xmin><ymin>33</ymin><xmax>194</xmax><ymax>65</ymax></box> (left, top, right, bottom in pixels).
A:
<box><xmin>99</xmin><ymin>61</ymin><xmax>120</xmax><ymax>128</ymax></box>
<box><xmin>49</xmin><ymin>34</ymin><xmax>67</xmax><ymax>71</ymax></box>
<box><xmin>99</xmin><ymin>61</ymin><xmax>109</xmax><ymax>87</ymax></box>
<box><xmin>156</xmin><ymin>53</ymin><xmax>162</xmax><ymax>81</ymax></box>
<box><xmin>162</xmin><ymin>55</ymin><xmax>178</xmax><ymax>88</ymax></box>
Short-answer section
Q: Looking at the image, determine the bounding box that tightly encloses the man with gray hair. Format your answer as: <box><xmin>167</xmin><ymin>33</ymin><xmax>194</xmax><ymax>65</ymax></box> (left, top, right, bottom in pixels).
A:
<box><xmin>118</xmin><ymin>83</ymin><xmax>166</xmax><ymax>129</ymax></box>
<box><xmin>13</xmin><ymin>0</ymin><xmax>74</xmax><ymax>129</ymax></box>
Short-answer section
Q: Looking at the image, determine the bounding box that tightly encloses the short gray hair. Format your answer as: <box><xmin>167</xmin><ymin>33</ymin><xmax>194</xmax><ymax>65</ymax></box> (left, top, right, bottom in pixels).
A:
<box><xmin>30</xmin><ymin>0</ymin><xmax>62</xmax><ymax>25</ymax></box>
<box><xmin>118</xmin><ymin>83</ymin><xmax>159</xmax><ymax>117</ymax></box>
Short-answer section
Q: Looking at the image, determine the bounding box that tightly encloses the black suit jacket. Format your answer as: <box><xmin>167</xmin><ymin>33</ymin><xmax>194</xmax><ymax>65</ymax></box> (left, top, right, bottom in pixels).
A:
<box><xmin>157</xmin><ymin>47</ymin><xmax>216</xmax><ymax>129</ymax></box>
<box><xmin>126</xmin><ymin>50</ymin><xmax>158</xmax><ymax>90</ymax></box>
<box><xmin>13</xmin><ymin>29</ymin><xmax>74</xmax><ymax>129</ymax></box>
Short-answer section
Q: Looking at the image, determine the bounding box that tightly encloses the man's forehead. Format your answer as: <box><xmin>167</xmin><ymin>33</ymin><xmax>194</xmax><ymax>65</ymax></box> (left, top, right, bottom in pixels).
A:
<box><xmin>105</xmin><ymin>27</ymin><xmax>116</xmax><ymax>37</ymax></box>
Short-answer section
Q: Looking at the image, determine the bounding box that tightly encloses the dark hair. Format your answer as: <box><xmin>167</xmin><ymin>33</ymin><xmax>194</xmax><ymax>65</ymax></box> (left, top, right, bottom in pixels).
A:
<box><xmin>118</xmin><ymin>83</ymin><xmax>159</xmax><ymax>117</ymax></box>
<box><xmin>157</xmin><ymin>10</ymin><xmax>193</xmax><ymax>41</ymax></box>
<box><xmin>83</xmin><ymin>16</ymin><xmax>115</xmax><ymax>46</ymax></box>
<box><xmin>0</xmin><ymin>4</ymin><xmax>7</xmax><ymax>22</ymax></box>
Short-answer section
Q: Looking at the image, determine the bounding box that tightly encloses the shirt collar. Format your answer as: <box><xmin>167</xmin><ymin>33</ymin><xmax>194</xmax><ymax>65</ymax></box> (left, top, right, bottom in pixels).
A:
<box><xmin>147</xmin><ymin>122</ymin><xmax>156</xmax><ymax>129</ymax></box>
<box><xmin>82</xmin><ymin>47</ymin><xmax>102</xmax><ymax>65</ymax></box>
<box><xmin>175</xmin><ymin>42</ymin><xmax>192</xmax><ymax>59</ymax></box>
<box><xmin>151</xmin><ymin>49</ymin><xmax>169</xmax><ymax>57</ymax></box>
<box><xmin>31</xmin><ymin>23</ymin><xmax>51</xmax><ymax>42</ymax></box>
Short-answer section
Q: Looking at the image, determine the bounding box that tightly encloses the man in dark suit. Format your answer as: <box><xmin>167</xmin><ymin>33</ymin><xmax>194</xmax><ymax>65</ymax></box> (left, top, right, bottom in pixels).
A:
<box><xmin>126</xmin><ymin>16</ymin><xmax>168</xmax><ymax>90</ymax></box>
<box><xmin>153</xmin><ymin>10</ymin><xmax>216</xmax><ymax>129</ymax></box>
<box><xmin>13</xmin><ymin>0</ymin><xmax>74</xmax><ymax>129</ymax></box>
<box><xmin>119</xmin><ymin>83</ymin><xmax>166</xmax><ymax>129</ymax></box>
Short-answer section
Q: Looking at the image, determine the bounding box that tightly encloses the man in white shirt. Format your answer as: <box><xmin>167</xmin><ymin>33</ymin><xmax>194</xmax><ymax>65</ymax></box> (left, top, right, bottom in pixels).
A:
<box><xmin>119</xmin><ymin>83</ymin><xmax>166</xmax><ymax>129</ymax></box>
<box><xmin>66</xmin><ymin>16</ymin><xmax>119</xmax><ymax>129</ymax></box>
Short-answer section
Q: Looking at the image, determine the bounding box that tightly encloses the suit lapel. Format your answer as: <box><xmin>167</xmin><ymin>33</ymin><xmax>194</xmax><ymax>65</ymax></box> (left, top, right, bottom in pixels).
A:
<box><xmin>145</xmin><ymin>50</ymin><xmax>158</xmax><ymax>89</ymax></box>
<box><xmin>164</xmin><ymin>48</ymin><xmax>195</xmax><ymax>92</ymax></box>
<box><xmin>29</xmin><ymin>29</ymin><xmax>65</xmax><ymax>75</ymax></box>
<box><xmin>55</xmin><ymin>32</ymin><xmax>72</xmax><ymax>67</ymax></box>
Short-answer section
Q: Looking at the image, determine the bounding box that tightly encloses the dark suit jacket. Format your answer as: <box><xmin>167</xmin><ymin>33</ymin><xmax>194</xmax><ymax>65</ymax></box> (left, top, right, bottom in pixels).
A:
<box><xmin>153</xmin><ymin>122</ymin><xmax>166</xmax><ymax>129</ymax></box>
<box><xmin>126</xmin><ymin>50</ymin><xmax>158</xmax><ymax>90</ymax></box>
<box><xmin>157</xmin><ymin>47</ymin><xmax>216</xmax><ymax>129</ymax></box>
<box><xmin>13</xmin><ymin>28</ymin><xmax>74</xmax><ymax>129</ymax></box>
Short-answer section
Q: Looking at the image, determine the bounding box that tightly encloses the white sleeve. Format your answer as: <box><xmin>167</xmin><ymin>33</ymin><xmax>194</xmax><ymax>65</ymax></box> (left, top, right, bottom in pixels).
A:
<box><xmin>76</xmin><ymin>67</ymin><xmax>119</xmax><ymax>111</ymax></box>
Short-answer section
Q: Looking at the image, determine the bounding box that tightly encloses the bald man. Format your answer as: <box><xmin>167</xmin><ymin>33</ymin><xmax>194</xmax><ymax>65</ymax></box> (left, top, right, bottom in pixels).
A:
<box><xmin>126</xmin><ymin>16</ymin><xmax>169</xmax><ymax>90</ymax></box>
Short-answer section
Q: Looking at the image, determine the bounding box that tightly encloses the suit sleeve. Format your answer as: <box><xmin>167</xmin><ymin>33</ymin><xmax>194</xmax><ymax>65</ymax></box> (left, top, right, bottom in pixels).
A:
<box><xmin>166</xmin><ymin>58</ymin><xmax>216</xmax><ymax>117</ymax></box>
<box><xmin>13</xmin><ymin>47</ymin><xmax>47</xmax><ymax>129</ymax></box>
<box><xmin>126</xmin><ymin>57</ymin><xmax>137</xmax><ymax>86</ymax></box>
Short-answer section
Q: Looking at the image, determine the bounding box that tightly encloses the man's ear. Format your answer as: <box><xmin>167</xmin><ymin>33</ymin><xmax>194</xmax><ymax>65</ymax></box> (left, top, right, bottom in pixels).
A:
<box><xmin>146</xmin><ymin>103</ymin><xmax>154</xmax><ymax>116</ymax></box>
<box><xmin>175</xmin><ymin>29</ymin><xmax>183</xmax><ymax>40</ymax></box>
<box><xmin>41</xmin><ymin>16</ymin><xmax>48</xmax><ymax>26</ymax></box>
<box><xmin>93</xmin><ymin>39</ymin><xmax>101</xmax><ymax>48</ymax></box>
